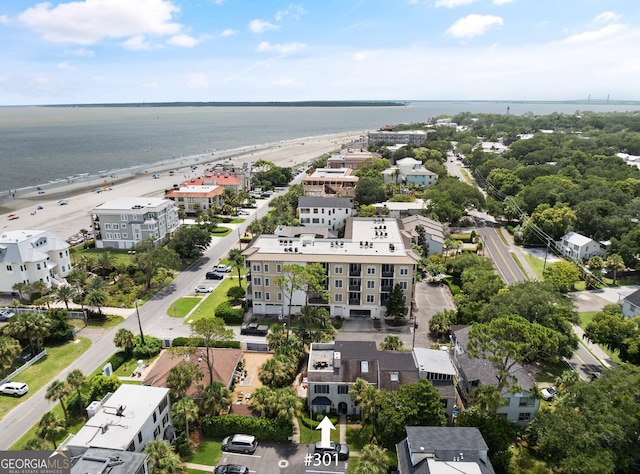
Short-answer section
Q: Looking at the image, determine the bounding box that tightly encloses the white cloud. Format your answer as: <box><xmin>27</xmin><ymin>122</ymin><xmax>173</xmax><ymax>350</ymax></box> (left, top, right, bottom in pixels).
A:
<box><xmin>166</xmin><ymin>34</ymin><xmax>200</xmax><ymax>47</ymax></box>
<box><xmin>257</xmin><ymin>41</ymin><xmax>306</xmax><ymax>55</ymax></box>
<box><xmin>184</xmin><ymin>73</ymin><xmax>209</xmax><ymax>89</ymax></box>
<box><xmin>446</xmin><ymin>14</ymin><xmax>503</xmax><ymax>39</ymax></box>
<box><xmin>435</xmin><ymin>0</ymin><xmax>478</xmax><ymax>8</ymax></box>
<box><xmin>57</xmin><ymin>61</ymin><xmax>75</xmax><ymax>70</ymax></box>
<box><xmin>143</xmin><ymin>81</ymin><xmax>159</xmax><ymax>89</ymax></box>
<box><xmin>275</xmin><ymin>5</ymin><xmax>307</xmax><ymax>21</ymax></box>
<box><xmin>562</xmin><ymin>23</ymin><xmax>625</xmax><ymax>44</ymax></box>
<box><xmin>221</xmin><ymin>28</ymin><xmax>237</xmax><ymax>37</ymax></box>
<box><xmin>353</xmin><ymin>51</ymin><xmax>370</xmax><ymax>62</ymax></box>
<box><xmin>493</xmin><ymin>0</ymin><xmax>515</xmax><ymax>4</ymax></box>
<box><xmin>18</xmin><ymin>0</ymin><xmax>182</xmax><ymax>45</ymax></box>
<box><xmin>65</xmin><ymin>48</ymin><xmax>96</xmax><ymax>57</ymax></box>
<box><xmin>122</xmin><ymin>35</ymin><xmax>153</xmax><ymax>51</ymax></box>
<box><xmin>0</xmin><ymin>14</ymin><xmax>10</xmax><ymax>25</ymax></box>
<box><xmin>594</xmin><ymin>11</ymin><xmax>620</xmax><ymax>24</ymax></box>
<box><xmin>249</xmin><ymin>19</ymin><xmax>278</xmax><ymax>34</ymax></box>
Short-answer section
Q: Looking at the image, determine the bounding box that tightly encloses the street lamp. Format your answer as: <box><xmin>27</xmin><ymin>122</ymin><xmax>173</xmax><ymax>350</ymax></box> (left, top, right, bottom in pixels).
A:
<box><xmin>135</xmin><ymin>300</ymin><xmax>146</xmax><ymax>346</ymax></box>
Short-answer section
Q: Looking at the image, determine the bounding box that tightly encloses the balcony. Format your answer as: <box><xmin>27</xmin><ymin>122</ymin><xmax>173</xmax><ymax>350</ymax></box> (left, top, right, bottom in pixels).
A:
<box><xmin>348</xmin><ymin>284</ymin><xmax>361</xmax><ymax>291</ymax></box>
<box><xmin>309</xmin><ymin>296</ymin><xmax>329</xmax><ymax>305</ymax></box>
<box><xmin>348</xmin><ymin>298</ymin><xmax>361</xmax><ymax>305</ymax></box>
<box><xmin>349</xmin><ymin>270</ymin><xmax>361</xmax><ymax>277</ymax></box>
<box><xmin>382</xmin><ymin>270</ymin><xmax>394</xmax><ymax>278</ymax></box>
<box><xmin>381</xmin><ymin>286</ymin><xmax>393</xmax><ymax>293</ymax></box>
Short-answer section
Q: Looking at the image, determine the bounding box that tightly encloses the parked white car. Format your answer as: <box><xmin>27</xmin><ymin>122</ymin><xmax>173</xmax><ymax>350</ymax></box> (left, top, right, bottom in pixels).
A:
<box><xmin>541</xmin><ymin>386</ymin><xmax>557</xmax><ymax>401</ymax></box>
<box><xmin>0</xmin><ymin>382</ymin><xmax>29</xmax><ymax>397</ymax></box>
<box><xmin>195</xmin><ymin>285</ymin><xmax>213</xmax><ymax>293</ymax></box>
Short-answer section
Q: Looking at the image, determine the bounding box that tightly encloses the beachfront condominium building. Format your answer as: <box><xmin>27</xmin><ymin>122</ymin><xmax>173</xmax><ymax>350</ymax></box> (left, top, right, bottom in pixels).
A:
<box><xmin>368</xmin><ymin>129</ymin><xmax>428</xmax><ymax>145</ymax></box>
<box><xmin>63</xmin><ymin>385</ymin><xmax>174</xmax><ymax>456</ymax></box>
<box><xmin>242</xmin><ymin>217</ymin><xmax>420</xmax><ymax>319</ymax></box>
<box><xmin>164</xmin><ymin>184</ymin><xmax>224</xmax><ymax>214</ymax></box>
<box><xmin>90</xmin><ymin>197</ymin><xmax>179</xmax><ymax>249</ymax></box>
<box><xmin>301</xmin><ymin>168</ymin><xmax>358</xmax><ymax>199</ymax></box>
<box><xmin>0</xmin><ymin>229</ymin><xmax>72</xmax><ymax>293</ymax></box>
<box><xmin>326</xmin><ymin>148</ymin><xmax>383</xmax><ymax>170</ymax></box>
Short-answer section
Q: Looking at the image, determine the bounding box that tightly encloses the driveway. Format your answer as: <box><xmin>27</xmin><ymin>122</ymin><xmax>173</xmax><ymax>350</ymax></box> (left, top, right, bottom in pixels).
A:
<box><xmin>217</xmin><ymin>442</ymin><xmax>311</xmax><ymax>473</ymax></box>
<box><xmin>336</xmin><ymin>280</ymin><xmax>456</xmax><ymax>350</ymax></box>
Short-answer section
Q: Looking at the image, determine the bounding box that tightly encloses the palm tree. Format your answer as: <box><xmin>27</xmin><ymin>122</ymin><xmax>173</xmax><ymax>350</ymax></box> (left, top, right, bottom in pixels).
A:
<box><xmin>356</xmin><ymin>444</ymin><xmax>389</xmax><ymax>474</ymax></box>
<box><xmin>12</xmin><ymin>282</ymin><xmax>31</xmax><ymax>302</ymax></box>
<box><xmin>113</xmin><ymin>328</ymin><xmax>136</xmax><ymax>358</ymax></box>
<box><xmin>86</xmin><ymin>276</ymin><xmax>108</xmax><ymax>292</ymax></box>
<box><xmin>171</xmin><ymin>397</ymin><xmax>199</xmax><ymax>438</ymax></box>
<box><xmin>30</xmin><ymin>280</ymin><xmax>49</xmax><ymax>300</ymax></box>
<box><xmin>605</xmin><ymin>254</ymin><xmax>625</xmax><ymax>284</ymax></box>
<box><xmin>228</xmin><ymin>248</ymin><xmax>245</xmax><ymax>288</ymax></box>
<box><xmin>200</xmin><ymin>382</ymin><xmax>232</xmax><ymax>416</ymax></box>
<box><xmin>67</xmin><ymin>369</ymin><xmax>87</xmax><ymax>416</ymax></box>
<box><xmin>45</xmin><ymin>380</ymin><xmax>71</xmax><ymax>427</ymax></box>
<box><xmin>0</xmin><ymin>336</ymin><xmax>22</xmax><ymax>378</ymax></box>
<box><xmin>79</xmin><ymin>228</ymin><xmax>90</xmax><ymax>246</ymax></box>
<box><xmin>166</xmin><ymin>362</ymin><xmax>203</xmax><ymax>400</ymax></box>
<box><xmin>258</xmin><ymin>355</ymin><xmax>297</xmax><ymax>389</ymax></box>
<box><xmin>95</xmin><ymin>252</ymin><xmax>116</xmax><ymax>278</ymax></box>
<box><xmin>36</xmin><ymin>412</ymin><xmax>65</xmax><ymax>449</ymax></box>
<box><xmin>85</xmin><ymin>288</ymin><xmax>108</xmax><ymax>314</ymax></box>
<box><xmin>349</xmin><ymin>378</ymin><xmax>379</xmax><ymax>437</ymax></box>
<box><xmin>144</xmin><ymin>440</ymin><xmax>185</xmax><ymax>474</ymax></box>
<box><xmin>55</xmin><ymin>285</ymin><xmax>74</xmax><ymax>310</ymax></box>
<box><xmin>380</xmin><ymin>335</ymin><xmax>403</xmax><ymax>351</ymax></box>
<box><xmin>3</xmin><ymin>312</ymin><xmax>52</xmax><ymax>354</ymax></box>
<box><xmin>66</xmin><ymin>268</ymin><xmax>89</xmax><ymax>288</ymax></box>
<box><xmin>555</xmin><ymin>370</ymin><xmax>580</xmax><ymax>394</ymax></box>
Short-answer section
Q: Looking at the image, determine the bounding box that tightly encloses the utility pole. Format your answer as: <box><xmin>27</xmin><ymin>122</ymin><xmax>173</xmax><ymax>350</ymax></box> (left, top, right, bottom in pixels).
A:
<box><xmin>135</xmin><ymin>300</ymin><xmax>145</xmax><ymax>345</ymax></box>
<box><xmin>542</xmin><ymin>238</ymin><xmax>551</xmax><ymax>273</ymax></box>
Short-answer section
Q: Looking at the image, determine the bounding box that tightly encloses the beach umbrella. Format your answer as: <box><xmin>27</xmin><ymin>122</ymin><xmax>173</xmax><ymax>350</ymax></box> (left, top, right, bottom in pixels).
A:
<box><xmin>37</xmin><ymin>205</ymin><xmax>44</xmax><ymax>210</ymax></box>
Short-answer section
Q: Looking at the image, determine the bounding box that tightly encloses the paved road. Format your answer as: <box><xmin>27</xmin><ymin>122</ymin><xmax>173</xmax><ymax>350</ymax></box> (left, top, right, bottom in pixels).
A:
<box><xmin>445</xmin><ymin>151</ymin><xmax>612</xmax><ymax>379</ymax></box>
<box><xmin>0</xmin><ymin>189</ymin><xmax>281</xmax><ymax>449</ymax></box>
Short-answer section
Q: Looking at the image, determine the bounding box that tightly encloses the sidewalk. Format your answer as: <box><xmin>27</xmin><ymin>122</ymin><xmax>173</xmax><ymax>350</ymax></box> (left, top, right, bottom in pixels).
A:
<box><xmin>572</xmin><ymin>324</ymin><xmax>614</xmax><ymax>368</ymax></box>
<box><xmin>184</xmin><ymin>462</ymin><xmax>213</xmax><ymax>472</ymax></box>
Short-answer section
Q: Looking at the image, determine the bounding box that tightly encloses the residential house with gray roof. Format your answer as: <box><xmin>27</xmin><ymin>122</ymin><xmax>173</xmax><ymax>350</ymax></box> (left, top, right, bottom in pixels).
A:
<box><xmin>450</xmin><ymin>326</ymin><xmax>540</xmax><ymax>425</ymax></box>
<box><xmin>396</xmin><ymin>426</ymin><xmax>495</xmax><ymax>474</ymax></box>
<box><xmin>622</xmin><ymin>288</ymin><xmax>640</xmax><ymax>319</ymax></box>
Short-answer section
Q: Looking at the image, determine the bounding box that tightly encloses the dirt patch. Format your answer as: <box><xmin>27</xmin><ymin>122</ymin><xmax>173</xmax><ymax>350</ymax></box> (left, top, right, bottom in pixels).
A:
<box><xmin>233</xmin><ymin>351</ymin><xmax>272</xmax><ymax>404</ymax></box>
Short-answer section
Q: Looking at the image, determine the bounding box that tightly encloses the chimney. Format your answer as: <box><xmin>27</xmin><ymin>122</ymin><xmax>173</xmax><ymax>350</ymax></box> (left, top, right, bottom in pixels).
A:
<box><xmin>333</xmin><ymin>351</ymin><xmax>341</xmax><ymax>369</ymax></box>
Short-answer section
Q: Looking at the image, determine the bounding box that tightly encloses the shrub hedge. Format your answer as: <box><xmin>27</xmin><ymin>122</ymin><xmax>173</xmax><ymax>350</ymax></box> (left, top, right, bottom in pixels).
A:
<box><xmin>215</xmin><ymin>301</ymin><xmax>244</xmax><ymax>325</ymax></box>
<box><xmin>201</xmin><ymin>414</ymin><xmax>292</xmax><ymax>442</ymax></box>
<box><xmin>171</xmin><ymin>337</ymin><xmax>240</xmax><ymax>349</ymax></box>
<box><xmin>133</xmin><ymin>335</ymin><xmax>163</xmax><ymax>358</ymax></box>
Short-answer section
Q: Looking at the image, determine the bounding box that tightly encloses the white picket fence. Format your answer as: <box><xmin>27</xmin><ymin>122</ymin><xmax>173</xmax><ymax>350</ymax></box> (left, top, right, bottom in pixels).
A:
<box><xmin>0</xmin><ymin>350</ymin><xmax>47</xmax><ymax>386</ymax></box>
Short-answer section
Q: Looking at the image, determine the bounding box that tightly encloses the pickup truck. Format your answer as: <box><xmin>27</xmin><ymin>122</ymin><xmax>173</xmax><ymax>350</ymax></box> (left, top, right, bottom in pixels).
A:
<box><xmin>214</xmin><ymin>264</ymin><xmax>232</xmax><ymax>273</ymax></box>
<box><xmin>240</xmin><ymin>323</ymin><xmax>269</xmax><ymax>336</ymax></box>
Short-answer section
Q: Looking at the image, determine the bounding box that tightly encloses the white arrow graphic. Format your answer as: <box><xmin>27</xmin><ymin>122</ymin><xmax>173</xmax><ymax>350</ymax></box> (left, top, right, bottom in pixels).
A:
<box><xmin>316</xmin><ymin>416</ymin><xmax>336</xmax><ymax>448</ymax></box>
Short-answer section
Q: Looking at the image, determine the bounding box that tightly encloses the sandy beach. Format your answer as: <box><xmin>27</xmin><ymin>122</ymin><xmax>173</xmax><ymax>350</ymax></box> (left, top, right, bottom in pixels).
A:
<box><xmin>0</xmin><ymin>132</ymin><xmax>359</xmax><ymax>241</ymax></box>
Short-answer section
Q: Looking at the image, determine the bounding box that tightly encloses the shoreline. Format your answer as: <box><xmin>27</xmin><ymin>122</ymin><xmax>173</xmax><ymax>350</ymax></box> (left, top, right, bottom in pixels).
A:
<box><xmin>0</xmin><ymin>132</ymin><xmax>360</xmax><ymax>241</ymax></box>
<box><xmin>0</xmin><ymin>132</ymin><xmax>359</xmax><ymax>205</ymax></box>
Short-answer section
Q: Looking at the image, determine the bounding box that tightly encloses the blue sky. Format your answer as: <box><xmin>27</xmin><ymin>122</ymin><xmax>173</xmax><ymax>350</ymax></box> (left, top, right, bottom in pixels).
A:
<box><xmin>1</xmin><ymin>0</ymin><xmax>639</xmax><ymax>105</ymax></box>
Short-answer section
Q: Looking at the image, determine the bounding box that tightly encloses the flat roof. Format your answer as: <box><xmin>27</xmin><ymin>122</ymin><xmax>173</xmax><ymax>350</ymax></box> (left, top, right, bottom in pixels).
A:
<box><xmin>244</xmin><ymin>218</ymin><xmax>416</xmax><ymax>261</ymax></box>
<box><xmin>69</xmin><ymin>385</ymin><xmax>169</xmax><ymax>451</ymax></box>
<box><xmin>93</xmin><ymin>197</ymin><xmax>170</xmax><ymax>211</ymax></box>
<box><xmin>413</xmin><ymin>348</ymin><xmax>456</xmax><ymax>376</ymax></box>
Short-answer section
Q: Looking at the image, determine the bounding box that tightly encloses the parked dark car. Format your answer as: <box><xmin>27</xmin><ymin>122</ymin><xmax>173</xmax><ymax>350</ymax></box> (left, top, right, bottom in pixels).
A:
<box><xmin>206</xmin><ymin>271</ymin><xmax>224</xmax><ymax>280</ymax></box>
<box><xmin>214</xmin><ymin>465</ymin><xmax>248</xmax><ymax>474</ymax></box>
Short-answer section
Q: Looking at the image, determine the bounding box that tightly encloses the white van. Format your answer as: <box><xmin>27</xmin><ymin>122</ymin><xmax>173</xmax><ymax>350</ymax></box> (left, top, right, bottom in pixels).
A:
<box><xmin>0</xmin><ymin>382</ymin><xmax>29</xmax><ymax>397</ymax></box>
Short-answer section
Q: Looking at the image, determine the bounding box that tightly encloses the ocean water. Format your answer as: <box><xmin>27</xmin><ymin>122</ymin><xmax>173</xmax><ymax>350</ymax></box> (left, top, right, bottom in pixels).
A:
<box><xmin>1</xmin><ymin>101</ymin><xmax>640</xmax><ymax>196</ymax></box>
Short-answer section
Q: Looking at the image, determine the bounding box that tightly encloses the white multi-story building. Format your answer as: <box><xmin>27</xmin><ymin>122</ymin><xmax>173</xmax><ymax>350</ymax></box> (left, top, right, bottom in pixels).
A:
<box><xmin>297</xmin><ymin>196</ymin><xmax>354</xmax><ymax>232</ymax></box>
<box><xmin>90</xmin><ymin>197</ymin><xmax>180</xmax><ymax>249</ymax></box>
<box><xmin>368</xmin><ymin>130</ymin><xmax>427</xmax><ymax>145</ymax></box>
<box><xmin>242</xmin><ymin>217</ymin><xmax>420</xmax><ymax>319</ymax></box>
<box><xmin>64</xmin><ymin>385</ymin><xmax>174</xmax><ymax>455</ymax></box>
<box><xmin>0</xmin><ymin>229</ymin><xmax>72</xmax><ymax>293</ymax></box>
<box><xmin>558</xmin><ymin>231</ymin><xmax>606</xmax><ymax>261</ymax></box>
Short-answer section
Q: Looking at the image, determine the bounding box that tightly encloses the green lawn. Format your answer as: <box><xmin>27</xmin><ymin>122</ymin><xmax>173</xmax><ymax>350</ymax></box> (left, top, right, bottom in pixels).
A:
<box><xmin>72</xmin><ymin>247</ymin><xmax>135</xmax><ymax>266</ymax></box>
<box><xmin>185</xmin><ymin>278</ymin><xmax>242</xmax><ymax>323</ymax></box>
<box><xmin>346</xmin><ymin>425</ymin><xmax>370</xmax><ymax>452</ymax></box>
<box><xmin>298</xmin><ymin>413</ymin><xmax>340</xmax><ymax>444</ymax></box>
<box><xmin>579</xmin><ymin>312</ymin><xmax>598</xmax><ymax>328</ymax></box>
<box><xmin>523</xmin><ymin>252</ymin><xmax>545</xmax><ymax>280</ymax></box>
<box><xmin>167</xmin><ymin>297</ymin><xmax>201</xmax><ymax>317</ymax></box>
<box><xmin>0</xmin><ymin>337</ymin><xmax>91</xmax><ymax>422</ymax></box>
<box><xmin>11</xmin><ymin>400</ymin><xmax>89</xmax><ymax>450</ymax></box>
<box><xmin>70</xmin><ymin>315</ymin><xmax>124</xmax><ymax>328</ymax></box>
<box><xmin>185</xmin><ymin>438</ymin><xmax>222</xmax><ymax>466</ymax></box>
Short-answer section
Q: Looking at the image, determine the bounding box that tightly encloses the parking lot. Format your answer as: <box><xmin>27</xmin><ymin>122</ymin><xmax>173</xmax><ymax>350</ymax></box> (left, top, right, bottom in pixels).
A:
<box><xmin>216</xmin><ymin>442</ymin><xmax>344</xmax><ymax>474</ymax></box>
